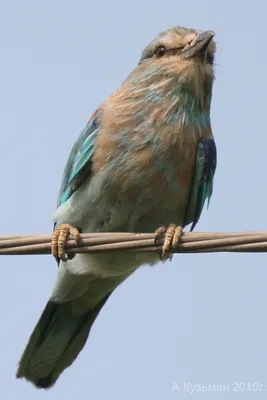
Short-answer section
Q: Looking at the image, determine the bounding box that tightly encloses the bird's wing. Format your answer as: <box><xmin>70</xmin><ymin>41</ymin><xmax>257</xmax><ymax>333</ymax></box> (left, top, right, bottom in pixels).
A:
<box><xmin>57</xmin><ymin>109</ymin><xmax>100</xmax><ymax>207</ymax></box>
<box><xmin>184</xmin><ymin>138</ymin><xmax>217</xmax><ymax>230</ymax></box>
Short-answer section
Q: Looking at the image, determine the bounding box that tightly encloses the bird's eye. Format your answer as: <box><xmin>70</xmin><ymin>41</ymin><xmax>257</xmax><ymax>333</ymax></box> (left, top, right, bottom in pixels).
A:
<box><xmin>155</xmin><ymin>46</ymin><xmax>166</xmax><ymax>57</ymax></box>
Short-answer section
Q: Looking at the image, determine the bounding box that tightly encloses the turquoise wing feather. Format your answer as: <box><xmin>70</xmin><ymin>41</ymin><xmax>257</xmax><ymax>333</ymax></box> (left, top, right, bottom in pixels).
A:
<box><xmin>184</xmin><ymin>138</ymin><xmax>217</xmax><ymax>230</ymax></box>
<box><xmin>57</xmin><ymin>110</ymin><xmax>100</xmax><ymax>207</ymax></box>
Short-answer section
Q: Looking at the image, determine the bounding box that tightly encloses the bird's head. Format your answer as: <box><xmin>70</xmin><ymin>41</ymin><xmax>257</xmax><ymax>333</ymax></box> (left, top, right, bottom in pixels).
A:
<box><xmin>134</xmin><ymin>26</ymin><xmax>216</xmax><ymax>105</ymax></box>
<box><xmin>140</xmin><ymin>26</ymin><xmax>215</xmax><ymax>75</ymax></box>
<box><xmin>114</xmin><ymin>26</ymin><xmax>216</xmax><ymax>129</ymax></box>
<box><xmin>140</xmin><ymin>26</ymin><xmax>215</xmax><ymax>65</ymax></box>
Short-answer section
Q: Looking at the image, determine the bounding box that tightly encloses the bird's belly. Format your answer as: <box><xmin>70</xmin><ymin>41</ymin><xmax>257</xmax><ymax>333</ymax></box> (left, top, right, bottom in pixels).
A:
<box><xmin>53</xmin><ymin>146</ymin><xmax>195</xmax><ymax>234</ymax></box>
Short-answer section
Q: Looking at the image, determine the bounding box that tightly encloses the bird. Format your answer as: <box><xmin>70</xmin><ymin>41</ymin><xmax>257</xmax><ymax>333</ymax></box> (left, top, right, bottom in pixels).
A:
<box><xmin>16</xmin><ymin>25</ymin><xmax>217</xmax><ymax>389</ymax></box>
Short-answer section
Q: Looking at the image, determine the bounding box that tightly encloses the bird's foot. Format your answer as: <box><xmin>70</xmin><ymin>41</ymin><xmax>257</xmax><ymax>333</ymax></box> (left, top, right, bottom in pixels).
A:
<box><xmin>51</xmin><ymin>224</ymin><xmax>80</xmax><ymax>262</ymax></box>
<box><xmin>155</xmin><ymin>224</ymin><xmax>183</xmax><ymax>260</ymax></box>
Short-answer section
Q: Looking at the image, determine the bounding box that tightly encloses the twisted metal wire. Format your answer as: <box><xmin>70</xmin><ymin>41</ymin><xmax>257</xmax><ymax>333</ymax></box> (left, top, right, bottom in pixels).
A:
<box><xmin>0</xmin><ymin>231</ymin><xmax>267</xmax><ymax>255</ymax></box>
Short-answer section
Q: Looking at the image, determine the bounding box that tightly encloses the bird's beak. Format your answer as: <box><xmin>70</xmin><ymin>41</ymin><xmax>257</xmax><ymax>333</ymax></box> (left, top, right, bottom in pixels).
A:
<box><xmin>183</xmin><ymin>31</ymin><xmax>215</xmax><ymax>60</ymax></box>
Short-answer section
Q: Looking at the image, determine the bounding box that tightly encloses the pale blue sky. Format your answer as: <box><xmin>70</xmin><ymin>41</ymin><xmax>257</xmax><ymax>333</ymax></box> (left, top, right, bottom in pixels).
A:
<box><xmin>1</xmin><ymin>0</ymin><xmax>267</xmax><ymax>399</ymax></box>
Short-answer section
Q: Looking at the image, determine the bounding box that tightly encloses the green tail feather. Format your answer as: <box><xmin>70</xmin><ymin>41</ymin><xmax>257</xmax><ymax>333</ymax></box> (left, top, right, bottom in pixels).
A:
<box><xmin>16</xmin><ymin>295</ymin><xmax>110</xmax><ymax>389</ymax></box>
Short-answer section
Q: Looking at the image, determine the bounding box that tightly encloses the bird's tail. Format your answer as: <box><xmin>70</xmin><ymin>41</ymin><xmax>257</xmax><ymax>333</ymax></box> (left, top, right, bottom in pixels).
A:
<box><xmin>16</xmin><ymin>295</ymin><xmax>110</xmax><ymax>389</ymax></box>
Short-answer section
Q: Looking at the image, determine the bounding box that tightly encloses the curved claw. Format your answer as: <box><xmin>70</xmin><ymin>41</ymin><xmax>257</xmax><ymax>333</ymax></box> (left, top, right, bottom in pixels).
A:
<box><xmin>155</xmin><ymin>224</ymin><xmax>183</xmax><ymax>260</ymax></box>
<box><xmin>154</xmin><ymin>226</ymin><xmax>167</xmax><ymax>243</ymax></box>
<box><xmin>51</xmin><ymin>224</ymin><xmax>80</xmax><ymax>262</ymax></box>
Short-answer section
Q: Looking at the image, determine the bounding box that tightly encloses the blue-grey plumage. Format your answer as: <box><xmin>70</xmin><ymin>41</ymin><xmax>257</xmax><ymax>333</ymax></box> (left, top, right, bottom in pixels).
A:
<box><xmin>16</xmin><ymin>26</ymin><xmax>217</xmax><ymax>389</ymax></box>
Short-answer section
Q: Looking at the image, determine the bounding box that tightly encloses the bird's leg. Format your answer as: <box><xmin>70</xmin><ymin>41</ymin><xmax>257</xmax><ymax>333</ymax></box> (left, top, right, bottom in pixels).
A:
<box><xmin>155</xmin><ymin>224</ymin><xmax>183</xmax><ymax>260</ymax></box>
<box><xmin>51</xmin><ymin>224</ymin><xmax>80</xmax><ymax>262</ymax></box>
